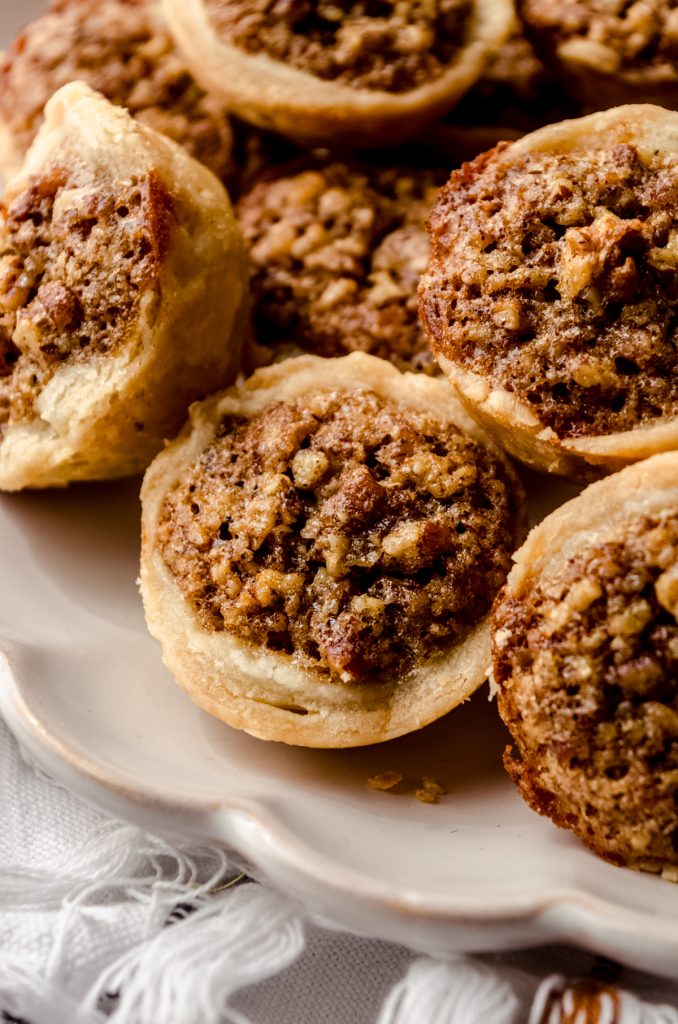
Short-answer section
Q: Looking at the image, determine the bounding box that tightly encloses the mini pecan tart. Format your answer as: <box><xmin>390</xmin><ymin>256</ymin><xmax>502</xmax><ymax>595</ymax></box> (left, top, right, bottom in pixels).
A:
<box><xmin>161</xmin><ymin>0</ymin><xmax>514</xmax><ymax>145</ymax></box>
<box><xmin>140</xmin><ymin>352</ymin><xmax>525</xmax><ymax>747</ymax></box>
<box><xmin>493</xmin><ymin>452</ymin><xmax>678</xmax><ymax>872</ymax></box>
<box><xmin>236</xmin><ymin>159</ymin><xmax>445</xmax><ymax>374</ymax></box>
<box><xmin>0</xmin><ymin>0</ymin><xmax>234</xmax><ymax>182</ymax></box>
<box><xmin>0</xmin><ymin>83</ymin><xmax>247</xmax><ymax>490</ymax></box>
<box><xmin>520</xmin><ymin>0</ymin><xmax>678</xmax><ymax>111</ymax></box>
<box><xmin>420</xmin><ymin>105</ymin><xmax>678</xmax><ymax>479</ymax></box>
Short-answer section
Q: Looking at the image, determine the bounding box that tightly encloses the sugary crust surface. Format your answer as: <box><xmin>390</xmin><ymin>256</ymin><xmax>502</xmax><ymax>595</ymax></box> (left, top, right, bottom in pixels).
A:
<box><xmin>420</xmin><ymin>105</ymin><xmax>678</xmax><ymax>479</ymax></box>
<box><xmin>0</xmin><ymin>83</ymin><xmax>247</xmax><ymax>490</ymax></box>
<box><xmin>140</xmin><ymin>352</ymin><xmax>527</xmax><ymax>747</ymax></box>
<box><xmin>0</xmin><ymin>0</ymin><xmax>234</xmax><ymax>183</ymax></box>
<box><xmin>162</xmin><ymin>0</ymin><xmax>514</xmax><ymax>144</ymax></box>
<box><xmin>236</xmin><ymin>159</ymin><xmax>444</xmax><ymax>373</ymax></box>
<box><xmin>493</xmin><ymin>452</ymin><xmax>678</xmax><ymax>870</ymax></box>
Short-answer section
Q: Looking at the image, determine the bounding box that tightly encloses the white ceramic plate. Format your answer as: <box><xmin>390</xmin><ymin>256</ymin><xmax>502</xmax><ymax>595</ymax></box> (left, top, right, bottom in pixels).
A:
<box><xmin>2</xmin><ymin>475</ymin><xmax>678</xmax><ymax>977</ymax></box>
<box><xmin>3</xmin><ymin>0</ymin><xmax>678</xmax><ymax>980</ymax></box>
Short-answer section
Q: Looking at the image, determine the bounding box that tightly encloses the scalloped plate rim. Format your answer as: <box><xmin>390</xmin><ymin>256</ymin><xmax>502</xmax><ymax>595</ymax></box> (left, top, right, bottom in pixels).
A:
<box><xmin>4</xmin><ymin>641</ymin><xmax>678</xmax><ymax>976</ymax></box>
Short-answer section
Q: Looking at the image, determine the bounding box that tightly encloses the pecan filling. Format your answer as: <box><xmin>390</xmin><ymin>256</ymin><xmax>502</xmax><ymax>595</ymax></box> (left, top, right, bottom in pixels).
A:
<box><xmin>0</xmin><ymin>166</ymin><xmax>173</xmax><ymax>429</ymax></box>
<box><xmin>237</xmin><ymin>161</ymin><xmax>444</xmax><ymax>374</ymax></box>
<box><xmin>495</xmin><ymin>511</ymin><xmax>678</xmax><ymax>866</ymax></box>
<box><xmin>159</xmin><ymin>388</ymin><xmax>517</xmax><ymax>684</ymax></box>
<box><xmin>205</xmin><ymin>0</ymin><xmax>473</xmax><ymax>93</ymax></box>
<box><xmin>423</xmin><ymin>142</ymin><xmax>678</xmax><ymax>438</ymax></box>
<box><xmin>521</xmin><ymin>0</ymin><xmax>678</xmax><ymax>78</ymax></box>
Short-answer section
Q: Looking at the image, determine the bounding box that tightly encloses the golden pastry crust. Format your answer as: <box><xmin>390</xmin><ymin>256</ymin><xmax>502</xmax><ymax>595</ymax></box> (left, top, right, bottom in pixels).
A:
<box><xmin>419</xmin><ymin>105</ymin><xmax>678</xmax><ymax>479</ymax></box>
<box><xmin>0</xmin><ymin>82</ymin><xmax>247</xmax><ymax>491</ymax></box>
<box><xmin>0</xmin><ymin>0</ymin><xmax>234</xmax><ymax>182</ymax></box>
<box><xmin>236</xmin><ymin>159</ymin><xmax>445</xmax><ymax>374</ymax></box>
<box><xmin>520</xmin><ymin>0</ymin><xmax>678</xmax><ymax>111</ymax></box>
<box><xmin>493</xmin><ymin>452</ymin><xmax>678</xmax><ymax>872</ymax></box>
<box><xmin>140</xmin><ymin>352</ymin><xmax>526</xmax><ymax>747</ymax></box>
<box><xmin>161</xmin><ymin>0</ymin><xmax>515</xmax><ymax>145</ymax></box>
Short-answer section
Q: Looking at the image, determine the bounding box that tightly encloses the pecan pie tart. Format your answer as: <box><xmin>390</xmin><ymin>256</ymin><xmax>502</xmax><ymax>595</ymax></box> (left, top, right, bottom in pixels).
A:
<box><xmin>520</xmin><ymin>0</ymin><xmax>678</xmax><ymax>112</ymax></box>
<box><xmin>420</xmin><ymin>105</ymin><xmax>678</xmax><ymax>478</ymax></box>
<box><xmin>494</xmin><ymin>452</ymin><xmax>678</xmax><ymax>872</ymax></box>
<box><xmin>0</xmin><ymin>83</ymin><xmax>246</xmax><ymax>490</ymax></box>
<box><xmin>0</xmin><ymin>0</ymin><xmax>234</xmax><ymax>182</ymax></box>
<box><xmin>161</xmin><ymin>0</ymin><xmax>514</xmax><ymax>145</ymax></box>
<box><xmin>237</xmin><ymin>159</ymin><xmax>445</xmax><ymax>374</ymax></box>
<box><xmin>140</xmin><ymin>352</ymin><xmax>525</xmax><ymax>747</ymax></box>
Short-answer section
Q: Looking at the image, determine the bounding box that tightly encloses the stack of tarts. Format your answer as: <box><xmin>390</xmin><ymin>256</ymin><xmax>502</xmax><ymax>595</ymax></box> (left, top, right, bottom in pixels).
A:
<box><xmin>3</xmin><ymin>0</ymin><xmax>678</xmax><ymax>875</ymax></box>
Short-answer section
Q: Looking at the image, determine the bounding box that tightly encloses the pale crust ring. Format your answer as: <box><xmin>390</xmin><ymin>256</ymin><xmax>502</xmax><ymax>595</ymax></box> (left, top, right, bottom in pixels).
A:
<box><xmin>421</xmin><ymin>105</ymin><xmax>678</xmax><ymax>480</ymax></box>
<box><xmin>140</xmin><ymin>352</ymin><xmax>526</xmax><ymax>748</ymax></box>
<box><xmin>502</xmin><ymin>452</ymin><xmax>678</xmax><ymax>600</ymax></box>
<box><xmin>0</xmin><ymin>83</ymin><xmax>247</xmax><ymax>491</ymax></box>
<box><xmin>161</xmin><ymin>0</ymin><xmax>515</xmax><ymax>145</ymax></box>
